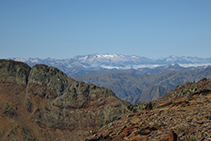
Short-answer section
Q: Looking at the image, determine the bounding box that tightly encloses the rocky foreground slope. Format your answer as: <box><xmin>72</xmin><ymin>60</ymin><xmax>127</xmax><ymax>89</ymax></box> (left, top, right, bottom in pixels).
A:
<box><xmin>0</xmin><ymin>59</ymin><xmax>131</xmax><ymax>141</ymax></box>
<box><xmin>87</xmin><ymin>78</ymin><xmax>211</xmax><ymax>141</ymax></box>
<box><xmin>1</xmin><ymin>59</ymin><xmax>211</xmax><ymax>141</ymax></box>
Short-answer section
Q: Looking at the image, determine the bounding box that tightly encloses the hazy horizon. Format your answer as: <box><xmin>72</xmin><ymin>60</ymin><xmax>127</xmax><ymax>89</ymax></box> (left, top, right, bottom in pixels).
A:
<box><xmin>7</xmin><ymin>53</ymin><xmax>211</xmax><ymax>60</ymax></box>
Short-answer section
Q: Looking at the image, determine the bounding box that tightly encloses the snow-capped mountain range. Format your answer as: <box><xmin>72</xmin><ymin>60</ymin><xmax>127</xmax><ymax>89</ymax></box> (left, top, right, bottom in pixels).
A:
<box><xmin>11</xmin><ymin>54</ymin><xmax>211</xmax><ymax>75</ymax></box>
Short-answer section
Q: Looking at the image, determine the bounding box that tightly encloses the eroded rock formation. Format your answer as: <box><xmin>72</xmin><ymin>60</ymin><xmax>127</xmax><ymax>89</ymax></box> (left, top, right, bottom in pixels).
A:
<box><xmin>0</xmin><ymin>59</ymin><xmax>131</xmax><ymax>141</ymax></box>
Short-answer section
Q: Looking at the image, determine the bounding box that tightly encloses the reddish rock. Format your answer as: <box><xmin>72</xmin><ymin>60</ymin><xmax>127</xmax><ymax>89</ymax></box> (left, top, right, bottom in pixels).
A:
<box><xmin>122</xmin><ymin>127</ymin><xmax>135</xmax><ymax>137</ymax></box>
<box><xmin>0</xmin><ymin>60</ymin><xmax>131</xmax><ymax>141</ymax></box>
<box><xmin>168</xmin><ymin>130</ymin><xmax>178</xmax><ymax>141</ymax></box>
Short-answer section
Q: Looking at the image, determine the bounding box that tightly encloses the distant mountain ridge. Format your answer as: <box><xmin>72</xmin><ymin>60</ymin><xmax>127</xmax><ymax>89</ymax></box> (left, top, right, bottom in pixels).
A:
<box><xmin>8</xmin><ymin>54</ymin><xmax>211</xmax><ymax>104</ymax></box>
<box><xmin>11</xmin><ymin>54</ymin><xmax>211</xmax><ymax>75</ymax></box>
<box><xmin>72</xmin><ymin>66</ymin><xmax>211</xmax><ymax>104</ymax></box>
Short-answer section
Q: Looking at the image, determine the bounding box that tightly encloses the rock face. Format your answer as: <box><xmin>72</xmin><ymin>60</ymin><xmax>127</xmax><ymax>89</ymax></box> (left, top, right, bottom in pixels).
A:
<box><xmin>0</xmin><ymin>59</ymin><xmax>31</xmax><ymax>84</ymax></box>
<box><xmin>87</xmin><ymin>78</ymin><xmax>211</xmax><ymax>141</ymax></box>
<box><xmin>0</xmin><ymin>60</ymin><xmax>131</xmax><ymax>141</ymax></box>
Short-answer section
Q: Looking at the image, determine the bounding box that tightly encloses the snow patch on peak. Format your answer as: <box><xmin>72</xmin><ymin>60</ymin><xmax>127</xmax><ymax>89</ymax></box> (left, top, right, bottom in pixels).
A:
<box><xmin>96</xmin><ymin>54</ymin><xmax>120</xmax><ymax>58</ymax></box>
<box><xmin>30</xmin><ymin>58</ymin><xmax>39</xmax><ymax>63</ymax></box>
<box><xmin>14</xmin><ymin>58</ymin><xmax>29</xmax><ymax>62</ymax></box>
<box><xmin>9</xmin><ymin>54</ymin><xmax>211</xmax><ymax>73</ymax></box>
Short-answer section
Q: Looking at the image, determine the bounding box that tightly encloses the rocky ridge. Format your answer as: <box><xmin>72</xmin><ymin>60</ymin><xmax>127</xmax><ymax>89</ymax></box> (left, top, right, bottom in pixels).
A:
<box><xmin>86</xmin><ymin>78</ymin><xmax>211</xmax><ymax>140</ymax></box>
<box><xmin>0</xmin><ymin>59</ymin><xmax>131</xmax><ymax>141</ymax></box>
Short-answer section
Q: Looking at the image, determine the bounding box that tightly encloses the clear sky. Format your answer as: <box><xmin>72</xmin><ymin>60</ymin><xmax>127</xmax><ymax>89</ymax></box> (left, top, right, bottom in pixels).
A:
<box><xmin>1</xmin><ymin>0</ymin><xmax>211</xmax><ymax>59</ymax></box>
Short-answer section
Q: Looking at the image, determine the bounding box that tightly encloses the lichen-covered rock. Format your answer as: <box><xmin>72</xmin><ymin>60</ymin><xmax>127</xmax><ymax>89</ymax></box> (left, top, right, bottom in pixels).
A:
<box><xmin>0</xmin><ymin>59</ymin><xmax>131</xmax><ymax>141</ymax></box>
<box><xmin>28</xmin><ymin>64</ymin><xmax>68</xmax><ymax>97</ymax></box>
<box><xmin>0</xmin><ymin>59</ymin><xmax>31</xmax><ymax>84</ymax></box>
<box><xmin>26</xmin><ymin>74</ymin><xmax>130</xmax><ymax>130</ymax></box>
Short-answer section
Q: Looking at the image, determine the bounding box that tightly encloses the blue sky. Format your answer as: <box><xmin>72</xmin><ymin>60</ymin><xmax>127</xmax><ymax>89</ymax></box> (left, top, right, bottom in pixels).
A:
<box><xmin>1</xmin><ymin>0</ymin><xmax>211</xmax><ymax>59</ymax></box>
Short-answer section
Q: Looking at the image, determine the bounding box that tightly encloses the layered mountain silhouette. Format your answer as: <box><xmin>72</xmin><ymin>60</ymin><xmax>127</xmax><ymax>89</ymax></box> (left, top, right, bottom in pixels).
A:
<box><xmin>1</xmin><ymin>59</ymin><xmax>211</xmax><ymax>140</ymax></box>
<box><xmin>0</xmin><ymin>59</ymin><xmax>131</xmax><ymax>141</ymax></box>
<box><xmin>11</xmin><ymin>55</ymin><xmax>211</xmax><ymax>104</ymax></box>
<box><xmin>72</xmin><ymin>67</ymin><xmax>211</xmax><ymax>104</ymax></box>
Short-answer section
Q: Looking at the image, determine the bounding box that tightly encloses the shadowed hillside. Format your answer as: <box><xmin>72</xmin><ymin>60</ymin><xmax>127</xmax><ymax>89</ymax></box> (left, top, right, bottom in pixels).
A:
<box><xmin>72</xmin><ymin>66</ymin><xmax>211</xmax><ymax>104</ymax></box>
